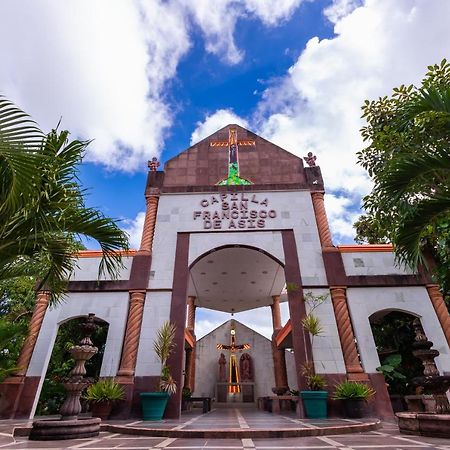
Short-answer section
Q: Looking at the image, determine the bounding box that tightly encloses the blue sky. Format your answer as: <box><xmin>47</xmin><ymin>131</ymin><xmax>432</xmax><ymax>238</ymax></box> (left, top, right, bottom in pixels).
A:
<box><xmin>1</xmin><ymin>0</ymin><xmax>449</xmax><ymax>337</ymax></box>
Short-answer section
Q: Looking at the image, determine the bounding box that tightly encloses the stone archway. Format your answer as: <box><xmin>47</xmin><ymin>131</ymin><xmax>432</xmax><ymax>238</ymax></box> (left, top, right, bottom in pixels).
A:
<box><xmin>369</xmin><ymin>309</ymin><xmax>424</xmax><ymax>411</ymax></box>
<box><xmin>165</xmin><ymin>232</ymin><xmax>311</xmax><ymax>419</ymax></box>
<box><xmin>33</xmin><ymin>315</ymin><xmax>109</xmax><ymax>417</ymax></box>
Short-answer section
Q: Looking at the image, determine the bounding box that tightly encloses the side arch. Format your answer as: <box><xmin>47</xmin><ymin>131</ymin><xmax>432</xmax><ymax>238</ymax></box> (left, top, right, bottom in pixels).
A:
<box><xmin>346</xmin><ymin>286</ymin><xmax>450</xmax><ymax>374</ymax></box>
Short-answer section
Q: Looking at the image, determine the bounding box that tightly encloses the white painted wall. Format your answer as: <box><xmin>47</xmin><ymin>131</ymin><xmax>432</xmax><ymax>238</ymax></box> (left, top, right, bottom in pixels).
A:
<box><xmin>70</xmin><ymin>256</ymin><xmax>133</xmax><ymax>281</ymax></box>
<box><xmin>135</xmin><ymin>291</ymin><xmax>172</xmax><ymax>376</ymax></box>
<box><xmin>347</xmin><ymin>286</ymin><xmax>450</xmax><ymax>374</ymax></box>
<box><xmin>306</xmin><ymin>289</ymin><xmax>346</xmax><ymax>374</ymax></box>
<box><xmin>150</xmin><ymin>190</ymin><xmax>328</xmax><ymax>292</ymax></box>
<box><xmin>341</xmin><ymin>252</ymin><xmax>415</xmax><ymax>276</ymax></box>
<box><xmin>26</xmin><ymin>291</ymin><xmax>129</xmax><ymax>418</ymax></box>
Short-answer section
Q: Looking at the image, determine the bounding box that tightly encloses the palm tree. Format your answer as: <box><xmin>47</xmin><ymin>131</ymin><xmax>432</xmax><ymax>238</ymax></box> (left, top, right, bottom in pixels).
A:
<box><xmin>0</xmin><ymin>96</ymin><xmax>129</xmax><ymax>301</ymax></box>
<box><xmin>377</xmin><ymin>83</ymin><xmax>450</xmax><ymax>269</ymax></box>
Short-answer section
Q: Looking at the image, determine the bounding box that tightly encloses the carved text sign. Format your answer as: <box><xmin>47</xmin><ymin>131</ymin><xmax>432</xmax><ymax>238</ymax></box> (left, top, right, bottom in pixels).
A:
<box><xmin>193</xmin><ymin>193</ymin><xmax>277</xmax><ymax>230</ymax></box>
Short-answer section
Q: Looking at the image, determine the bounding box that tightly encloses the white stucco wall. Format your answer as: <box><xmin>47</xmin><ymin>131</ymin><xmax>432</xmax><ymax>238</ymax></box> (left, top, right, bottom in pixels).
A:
<box><xmin>70</xmin><ymin>256</ymin><xmax>134</xmax><ymax>281</ymax></box>
<box><xmin>27</xmin><ymin>291</ymin><xmax>129</xmax><ymax>418</ymax></box>
<box><xmin>347</xmin><ymin>286</ymin><xmax>450</xmax><ymax>374</ymax></box>
<box><xmin>135</xmin><ymin>291</ymin><xmax>172</xmax><ymax>376</ymax></box>
<box><xmin>341</xmin><ymin>252</ymin><xmax>415</xmax><ymax>276</ymax></box>
<box><xmin>306</xmin><ymin>289</ymin><xmax>346</xmax><ymax>374</ymax></box>
<box><xmin>150</xmin><ymin>190</ymin><xmax>328</xmax><ymax>292</ymax></box>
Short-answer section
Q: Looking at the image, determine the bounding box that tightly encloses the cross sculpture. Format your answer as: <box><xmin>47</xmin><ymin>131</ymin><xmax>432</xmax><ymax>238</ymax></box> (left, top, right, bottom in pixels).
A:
<box><xmin>148</xmin><ymin>157</ymin><xmax>160</xmax><ymax>172</ymax></box>
<box><xmin>217</xmin><ymin>322</ymin><xmax>251</xmax><ymax>393</ymax></box>
<box><xmin>210</xmin><ymin>127</ymin><xmax>255</xmax><ymax>185</ymax></box>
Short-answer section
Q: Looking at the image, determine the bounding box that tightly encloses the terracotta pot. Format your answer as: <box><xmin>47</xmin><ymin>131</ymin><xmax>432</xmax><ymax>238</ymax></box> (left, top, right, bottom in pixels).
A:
<box><xmin>90</xmin><ymin>401</ymin><xmax>113</xmax><ymax>420</ymax></box>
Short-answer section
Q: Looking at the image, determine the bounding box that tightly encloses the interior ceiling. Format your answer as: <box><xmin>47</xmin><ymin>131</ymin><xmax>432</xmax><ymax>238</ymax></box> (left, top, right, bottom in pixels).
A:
<box><xmin>188</xmin><ymin>247</ymin><xmax>286</xmax><ymax>313</ymax></box>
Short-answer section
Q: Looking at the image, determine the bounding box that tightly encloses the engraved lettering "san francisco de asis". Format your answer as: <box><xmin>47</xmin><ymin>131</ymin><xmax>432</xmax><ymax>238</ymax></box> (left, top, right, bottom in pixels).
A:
<box><xmin>193</xmin><ymin>193</ymin><xmax>277</xmax><ymax>230</ymax></box>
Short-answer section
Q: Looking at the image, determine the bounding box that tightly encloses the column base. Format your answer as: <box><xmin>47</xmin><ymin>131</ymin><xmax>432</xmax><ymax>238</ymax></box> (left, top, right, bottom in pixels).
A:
<box><xmin>348</xmin><ymin>372</ymin><xmax>370</xmax><ymax>381</ymax></box>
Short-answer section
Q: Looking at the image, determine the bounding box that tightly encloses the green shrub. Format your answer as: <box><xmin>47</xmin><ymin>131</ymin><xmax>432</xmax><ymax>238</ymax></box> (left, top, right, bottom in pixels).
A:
<box><xmin>332</xmin><ymin>381</ymin><xmax>375</xmax><ymax>400</ymax></box>
<box><xmin>84</xmin><ymin>378</ymin><xmax>125</xmax><ymax>403</ymax></box>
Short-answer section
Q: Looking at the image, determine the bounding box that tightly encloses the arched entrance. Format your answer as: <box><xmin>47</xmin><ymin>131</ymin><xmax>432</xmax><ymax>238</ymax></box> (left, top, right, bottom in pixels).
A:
<box><xmin>34</xmin><ymin>315</ymin><xmax>109</xmax><ymax>417</ymax></box>
<box><xmin>369</xmin><ymin>309</ymin><xmax>425</xmax><ymax>412</ymax></box>
<box><xmin>184</xmin><ymin>245</ymin><xmax>295</xmax><ymax>408</ymax></box>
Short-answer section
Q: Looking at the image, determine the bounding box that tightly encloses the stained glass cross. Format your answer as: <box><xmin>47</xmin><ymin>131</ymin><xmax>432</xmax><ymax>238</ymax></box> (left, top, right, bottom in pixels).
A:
<box><xmin>210</xmin><ymin>127</ymin><xmax>255</xmax><ymax>185</ymax></box>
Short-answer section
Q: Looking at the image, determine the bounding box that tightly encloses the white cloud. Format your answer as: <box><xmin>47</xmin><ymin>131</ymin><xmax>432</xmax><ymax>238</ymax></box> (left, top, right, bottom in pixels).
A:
<box><xmin>1</xmin><ymin>0</ymin><xmax>303</xmax><ymax>172</ymax></box>
<box><xmin>0</xmin><ymin>0</ymin><xmax>190</xmax><ymax>172</ymax></box>
<box><xmin>257</xmin><ymin>0</ymin><xmax>450</xmax><ymax>194</ymax></box>
<box><xmin>323</xmin><ymin>0</ymin><xmax>362</xmax><ymax>23</ymax></box>
<box><xmin>324</xmin><ymin>194</ymin><xmax>360</xmax><ymax>241</ymax></box>
<box><xmin>190</xmin><ymin>109</ymin><xmax>249</xmax><ymax>145</ymax></box>
<box><xmin>254</xmin><ymin>0</ymin><xmax>450</xmax><ymax>238</ymax></box>
<box><xmin>196</xmin><ymin>306</ymin><xmax>277</xmax><ymax>339</ymax></box>
<box><xmin>122</xmin><ymin>211</ymin><xmax>146</xmax><ymax>249</ymax></box>
<box><xmin>182</xmin><ymin>0</ymin><xmax>303</xmax><ymax>64</ymax></box>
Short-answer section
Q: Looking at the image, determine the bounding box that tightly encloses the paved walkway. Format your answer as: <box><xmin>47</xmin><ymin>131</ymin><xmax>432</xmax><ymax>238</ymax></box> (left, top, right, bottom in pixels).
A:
<box><xmin>0</xmin><ymin>410</ymin><xmax>448</xmax><ymax>450</ymax></box>
<box><xmin>99</xmin><ymin>409</ymin><xmax>380</xmax><ymax>438</ymax></box>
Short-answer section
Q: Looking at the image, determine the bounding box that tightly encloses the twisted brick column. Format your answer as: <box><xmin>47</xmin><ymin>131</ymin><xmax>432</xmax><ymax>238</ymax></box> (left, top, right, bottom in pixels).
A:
<box><xmin>118</xmin><ymin>291</ymin><xmax>146</xmax><ymax>377</ymax></box>
<box><xmin>187</xmin><ymin>296</ymin><xmax>196</xmax><ymax>332</ymax></box>
<box><xmin>139</xmin><ymin>195</ymin><xmax>159</xmax><ymax>254</ymax></box>
<box><xmin>330</xmin><ymin>287</ymin><xmax>364</xmax><ymax>375</ymax></box>
<box><xmin>271</xmin><ymin>295</ymin><xmax>282</xmax><ymax>331</ymax></box>
<box><xmin>311</xmin><ymin>192</ymin><xmax>333</xmax><ymax>248</ymax></box>
<box><xmin>14</xmin><ymin>291</ymin><xmax>50</xmax><ymax>376</ymax></box>
<box><xmin>427</xmin><ymin>284</ymin><xmax>450</xmax><ymax>347</ymax></box>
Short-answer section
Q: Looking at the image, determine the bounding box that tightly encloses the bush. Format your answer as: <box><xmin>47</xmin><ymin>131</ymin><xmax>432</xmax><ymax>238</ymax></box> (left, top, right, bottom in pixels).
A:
<box><xmin>332</xmin><ymin>381</ymin><xmax>375</xmax><ymax>400</ymax></box>
<box><xmin>84</xmin><ymin>378</ymin><xmax>125</xmax><ymax>403</ymax></box>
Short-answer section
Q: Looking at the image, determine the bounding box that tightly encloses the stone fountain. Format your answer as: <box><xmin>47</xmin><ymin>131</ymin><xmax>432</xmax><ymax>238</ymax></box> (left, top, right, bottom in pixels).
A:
<box><xmin>397</xmin><ymin>318</ymin><xmax>450</xmax><ymax>437</ymax></box>
<box><xmin>29</xmin><ymin>314</ymin><xmax>101</xmax><ymax>440</ymax></box>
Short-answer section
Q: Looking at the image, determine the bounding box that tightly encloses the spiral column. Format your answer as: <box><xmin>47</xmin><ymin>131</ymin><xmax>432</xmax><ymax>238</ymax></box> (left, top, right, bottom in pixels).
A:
<box><xmin>271</xmin><ymin>295</ymin><xmax>282</xmax><ymax>331</ymax></box>
<box><xmin>139</xmin><ymin>195</ymin><xmax>159</xmax><ymax>254</ymax></box>
<box><xmin>187</xmin><ymin>296</ymin><xmax>196</xmax><ymax>332</ymax></box>
<box><xmin>330</xmin><ymin>287</ymin><xmax>365</xmax><ymax>377</ymax></box>
<box><xmin>427</xmin><ymin>284</ymin><xmax>450</xmax><ymax>347</ymax></box>
<box><xmin>14</xmin><ymin>291</ymin><xmax>50</xmax><ymax>377</ymax></box>
<box><xmin>118</xmin><ymin>291</ymin><xmax>146</xmax><ymax>377</ymax></box>
<box><xmin>311</xmin><ymin>192</ymin><xmax>333</xmax><ymax>248</ymax></box>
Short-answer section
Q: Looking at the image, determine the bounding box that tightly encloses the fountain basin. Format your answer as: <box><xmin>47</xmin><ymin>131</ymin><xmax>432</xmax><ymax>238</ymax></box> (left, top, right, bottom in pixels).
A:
<box><xmin>397</xmin><ymin>412</ymin><xmax>450</xmax><ymax>438</ymax></box>
<box><xmin>29</xmin><ymin>417</ymin><xmax>101</xmax><ymax>440</ymax></box>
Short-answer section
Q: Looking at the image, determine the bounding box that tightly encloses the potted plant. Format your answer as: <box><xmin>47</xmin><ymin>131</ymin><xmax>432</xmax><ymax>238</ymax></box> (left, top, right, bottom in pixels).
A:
<box><xmin>140</xmin><ymin>321</ymin><xmax>177</xmax><ymax>421</ymax></box>
<box><xmin>84</xmin><ymin>378</ymin><xmax>125</xmax><ymax>420</ymax></box>
<box><xmin>300</xmin><ymin>363</ymin><xmax>328</xmax><ymax>418</ymax></box>
<box><xmin>332</xmin><ymin>381</ymin><xmax>375</xmax><ymax>418</ymax></box>
<box><xmin>298</xmin><ymin>292</ymin><xmax>329</xmax><ymax>419</ymax></box>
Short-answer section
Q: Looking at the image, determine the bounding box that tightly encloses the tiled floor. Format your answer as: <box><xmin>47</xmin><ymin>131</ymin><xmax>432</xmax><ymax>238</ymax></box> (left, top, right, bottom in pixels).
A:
<box><xmin>0</xmin><ymin>411</ymin><xmax>449</xmax><ymax>450</ymax></box>
<box><xmin>103</xmin><ymin>409</ymin><xmax>376</xmax><ymax>430</ymax></box>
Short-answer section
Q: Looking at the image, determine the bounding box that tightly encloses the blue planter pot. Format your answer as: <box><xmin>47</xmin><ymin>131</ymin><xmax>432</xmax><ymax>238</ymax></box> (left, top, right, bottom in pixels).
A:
<box><xmin>140</xmin><ymin>392</ymin><xmax>170</xmax><ymax>421</ymax></box>
<box><xmin>300</xmin><ymin>391</ymin><xmax>328</xmax><ymax>419</ymax></box>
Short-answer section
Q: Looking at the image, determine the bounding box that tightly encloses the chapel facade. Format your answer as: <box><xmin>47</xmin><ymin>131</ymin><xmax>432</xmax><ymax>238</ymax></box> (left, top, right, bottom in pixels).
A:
<box><xmin>1</xmin><ymin>124</ymin><xmax>450</xmax><ymax>420</ymax></box>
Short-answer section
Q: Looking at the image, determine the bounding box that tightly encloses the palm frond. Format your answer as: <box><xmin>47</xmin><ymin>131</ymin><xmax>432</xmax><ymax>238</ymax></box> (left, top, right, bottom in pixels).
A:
<box><xmin>153</xmin><ymin>322</ymin><xmax>176</xmax><ymax>367</ymax></box>
<box><xmin>380</xmin><ymin>146</ymin><xmax>450</xmax><ymax>200</ymax></box>
<box><xmin>394</xmin><ymin>193</ymin><xmax>450</xmax><ymax>268</ymax></box>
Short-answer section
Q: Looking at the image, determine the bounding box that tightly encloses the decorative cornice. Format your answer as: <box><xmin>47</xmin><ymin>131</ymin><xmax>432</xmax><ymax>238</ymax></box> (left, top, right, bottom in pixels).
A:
<box><xmin>338</xmin><ymin>244</ymin><xmax>393</xmax><ymax>253</ymax></box>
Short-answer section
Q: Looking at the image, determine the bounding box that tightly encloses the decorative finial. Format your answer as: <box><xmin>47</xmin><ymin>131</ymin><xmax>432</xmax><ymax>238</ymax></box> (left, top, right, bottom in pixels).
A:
<box><xmin>303</xmin><ymin>151</ymin><xmax>317</xmax><ymax>167</ymax></box>
<box><xmin>148</xmin><ymin>157</ymin><xmax>160</xmax><ymax>172</ymax></box>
